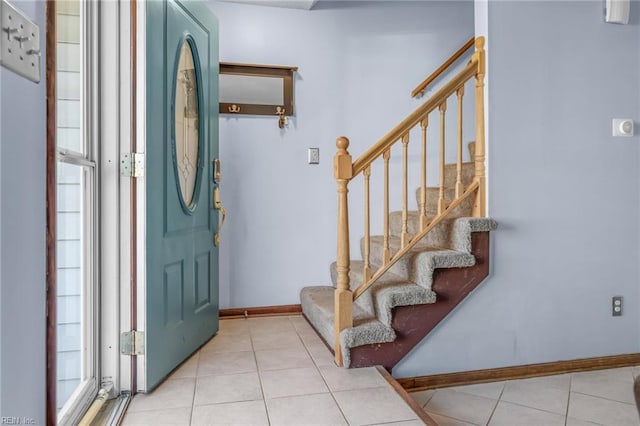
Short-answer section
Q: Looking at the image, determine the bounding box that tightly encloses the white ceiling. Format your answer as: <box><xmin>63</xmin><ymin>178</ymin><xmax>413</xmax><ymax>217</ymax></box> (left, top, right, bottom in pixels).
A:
<box><xmin>220</xmin><ymin>0</ymin><xmax>318</xmax><ymax>10</ymax></box>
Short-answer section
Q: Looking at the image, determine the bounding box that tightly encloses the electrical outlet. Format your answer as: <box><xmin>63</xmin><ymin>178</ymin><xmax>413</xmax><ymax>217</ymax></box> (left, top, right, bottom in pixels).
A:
<box><xmin>612</xmin><ymin>296</ymin><xmax>623</xmax><ymax>316</ymax></box>
<box><xmin>0</xmin><ymin>0</ymin><xmax>41</xmax><ymax>83</ymax></box>
<box><xmin>308</xmin><ymin>148</ymin><xmax>319</xmax><ymax>165</ymax></box>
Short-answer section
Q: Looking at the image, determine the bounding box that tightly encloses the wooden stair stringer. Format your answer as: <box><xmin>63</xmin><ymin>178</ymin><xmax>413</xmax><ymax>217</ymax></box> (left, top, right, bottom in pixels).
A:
<box><xmin>348</xmin><ymin>231</ymin><xmax>491</xmax><ymax>371</ymax></box>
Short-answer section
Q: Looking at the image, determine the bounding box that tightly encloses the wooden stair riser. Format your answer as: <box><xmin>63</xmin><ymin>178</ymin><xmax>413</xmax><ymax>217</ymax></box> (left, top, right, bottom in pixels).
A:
<box><xmin>348</xmin><ymin>231</ymin><xmax>490</xmax><ymax>370</ymax></box>
<box><xmin>330</xmin><ymin>261</ymin><xmax>419</xmax><ymax>323</ymax></box>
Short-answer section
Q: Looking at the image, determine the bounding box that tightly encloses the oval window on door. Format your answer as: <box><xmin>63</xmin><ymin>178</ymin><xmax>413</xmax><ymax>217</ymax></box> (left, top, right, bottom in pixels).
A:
<box><xmin>173</xmin><ymin>38</ymin><xmax>202</xmax><ymax>213</ymax></box>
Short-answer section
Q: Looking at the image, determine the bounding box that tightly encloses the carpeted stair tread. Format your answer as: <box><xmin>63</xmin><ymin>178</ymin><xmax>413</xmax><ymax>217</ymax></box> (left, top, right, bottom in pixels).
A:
<box><xmin>388</xmin><ymin>212</ymin><xmax>458</xmax><ymax>248</ymax></box>
<box><xmin>450</xmin><ymin>217</ymin><xmax>498</xmax><ymax>252</ymax></box>
<box><xmin>300</xmin><ymin>285</ymin><xmax>396</xmax><ymax>368</ymax></box>
<box><xmin>330</xmin><ymin>260</ymin><xmax>409</xmax><ymax>316</ymax></box>
<box><xmin>330</xmin><ymin>260</ymin><xmax>436</xmax><ymax>325</ymax></box>
<box><xmin>300</xmin><ymin>286</ymin><xmax>385</xmax><ymax>350</ymax></box>
<box><xmin>367</xmin><ymin>234</ymin><xmax>476</xmax><ymax>287</ymax></box>
<box><xmin>369</xmin><ymin>234</ymin><xmax>456</xmax><ymax>258</ymax></box>
<box><xmin>408</xmin><ymin>248</ymin><xmax>476</xmax><ymax>289</ymax></box>
<box><xmin>330</xmin><ymin>260</ymin><xmax>407</xmax><ymax>290</ymax></box>
<box><xmin>413</xmin><ymin>187</ymin><xmax>474</xmax><ymax>217</ymax></box>
<box><xmin>442</xmin><ymin>161</ymin><xmax>475</xmax><ymax>188</ymax></box>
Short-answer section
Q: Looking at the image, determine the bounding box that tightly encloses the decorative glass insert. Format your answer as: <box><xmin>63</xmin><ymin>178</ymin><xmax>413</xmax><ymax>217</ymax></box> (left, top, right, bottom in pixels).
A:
<box><xmin>174</xmin><ymin>41</ymin><xmax>200</xmax><ymax>209</ymax></box>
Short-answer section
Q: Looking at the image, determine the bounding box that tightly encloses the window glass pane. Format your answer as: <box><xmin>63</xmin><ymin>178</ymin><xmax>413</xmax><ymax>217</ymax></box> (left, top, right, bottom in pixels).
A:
<box><xmin>56</xmin><ymin>1</ymin><xmax>82</xmax><ymax>154</ymax></box>
<box><xmin>57</xmin><ymin>100</ymin><xmax>81</xmax><ymax>137</ymax></box>
<box><xmin>56</xmin><ymin>14</ymin><xmax>80</xmax><ymax>43</ymax></box>
<box><xmin>56</xmin><ymin>128</ymin><xmax>82</xmax><ymax>155</ymax></box>
<box><xmin>55</xmin><ymin>162</ymin><xmax>84</xmax><ymax>413</ymax></box>
<box><xmin>55</xmin><ymin>1</ymin><xmax>97</xmax><ymax>421</ymax></box>
<box><xmin>57</xmin><ymin>43</ymin><xmax>81</xmax><ymax>72</ymax></box>
<box><xmin>58</xmin><ymin>71</ymin><xmax>81</xmax><ymax>100</ymax></box>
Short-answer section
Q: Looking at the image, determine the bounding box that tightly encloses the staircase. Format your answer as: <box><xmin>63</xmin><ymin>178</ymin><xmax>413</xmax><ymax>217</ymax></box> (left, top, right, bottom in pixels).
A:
<box><xmin>301</xmin><ymin>148</ymin><xmax>495</xmax><ymax>369</ymax></box>
<box><xmin>300</xmin><ymin>37</ymin><xmax>497</xmax><ymax>371</ymax></box>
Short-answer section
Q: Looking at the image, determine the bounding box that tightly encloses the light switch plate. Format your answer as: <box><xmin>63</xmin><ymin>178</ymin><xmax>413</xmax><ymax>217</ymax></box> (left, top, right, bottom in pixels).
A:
<box><xmin>0</xmin><ymin>0</ymin><xmax>41</xmax><ymax>83</ymax></box>
<box><xmin>308</xmin><ymin>148</ymin><xmax>319</xmax><ymax>164</ymax></box>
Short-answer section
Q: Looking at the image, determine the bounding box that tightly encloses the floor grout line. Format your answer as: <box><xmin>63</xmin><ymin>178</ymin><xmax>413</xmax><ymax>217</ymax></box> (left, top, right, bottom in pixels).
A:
<box><xmin>292</xmin><ymin>316</ymin><xmax>351</xmax><ymax>425</ymax></box>
<box><xmin>494</xmin><ymin>398</ymin><xmax>568</xmax><ymax>417</ymax></box>
<box><xmin>570</xmin><ymin>390</ymin><xmax>637</xmax><ymax>405</ymax></box>
<box><xmin>424</xmin><ymin>407</ymin><xmax>484</xmax><ymax>426</ymax></box>
<box><xmin>250</xmin><ymin>320</ymin><xmax>272</xmax><ymax>425</ymax></box>
<box><xmin>483</xmin><ymin>395</ymin><xmax>500</xmax><ymax>426</ymax></box>
<box><xmin>188</xmin><ymin>351</ymin><xmax>200</xmax><ymax>425</ymax></box>
<box><xmin>564</xmin><ymin>373</ymin><xmax>572</xmax><ymax>426</ymax></box>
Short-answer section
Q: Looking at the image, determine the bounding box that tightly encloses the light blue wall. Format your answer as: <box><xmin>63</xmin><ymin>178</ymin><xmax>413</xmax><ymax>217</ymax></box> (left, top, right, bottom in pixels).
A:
<box><xmin>395</xmin><ymin>0</ymin><xmax>640</xmax><ymax>377</ymax></box>
<box><xmin>0</xmin><ymin>0</ymin><xmax>46</xmax><ymax>420</ymax></box>
<box><xmin>208</xmin><ymin>0</ymin><xmax>475</xmax><ymax>309</ymax></box>
<box><xmin>0</xmin><ymin>14</ymin><xmax>3</xmax><ymax>415</ymax></box>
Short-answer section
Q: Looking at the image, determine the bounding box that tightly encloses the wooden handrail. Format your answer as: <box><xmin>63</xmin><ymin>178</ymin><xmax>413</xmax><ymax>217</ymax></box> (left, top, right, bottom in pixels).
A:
<box><xmin>352</xmin><ymin>57</ymin><xmax>478</xmax><ymax>177</ymax></box>
<box><xmin>411</xmin><ymin>37</ymin><xmax>475</xmax><ymax>98</ymax></box>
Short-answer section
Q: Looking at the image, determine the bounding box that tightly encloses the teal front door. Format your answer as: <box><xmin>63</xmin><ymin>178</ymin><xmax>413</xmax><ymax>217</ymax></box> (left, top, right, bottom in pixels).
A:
<box><xmin>146</xmin><ymin>0</ymin><xmax>219</xmax><ymax>390</ymax></box>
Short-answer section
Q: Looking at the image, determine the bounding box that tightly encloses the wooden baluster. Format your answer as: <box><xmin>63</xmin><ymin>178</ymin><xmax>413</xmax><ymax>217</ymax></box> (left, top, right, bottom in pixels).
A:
<box><xmin>382</xmin><ymin>149</ymin><xmax>391</xmax><ymax>264</ymax></box>
<box><xmin>438</xmin><ymin>101</ymin><xmax>447</xmax><ymax>215</ymax></box>
<box><xmin>401</xmin><ymin>134</ymin><xmax>410</xmax><ymax>247</ymax></box>
<box><xmin>473</xmin><ymin>37</ymin><xmax>486</xmax><ymax>217</ymax></box>
<box><xmin>455</xmin><ymin>86</ymin><xmax>465</xmax><ymax>198</ymax></box>
<box><xmin>420</xmin><ymin>118</ymin><xmax>428</xmax><ymax>230</ymax></box>
<box><xmin>334</xmin><ymin>136</ymin><xmax>353</xmax><ymax>366</ymax></box>
<box><xmin>363</xmin><ymin>166</ymin><xmax>371</xmax><ymax>282</ymax></box>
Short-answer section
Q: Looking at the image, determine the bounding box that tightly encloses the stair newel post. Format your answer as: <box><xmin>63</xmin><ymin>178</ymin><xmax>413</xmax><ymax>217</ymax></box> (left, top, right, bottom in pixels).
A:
<box><xmin>334</xmin><ymin>136</ymin><xmax>353</xmax><ymax>366</ymax></box>
<box><xmin>473</xmin><ymin>36</ymin><xmax>487</xmax><ymax>217</ymax></box>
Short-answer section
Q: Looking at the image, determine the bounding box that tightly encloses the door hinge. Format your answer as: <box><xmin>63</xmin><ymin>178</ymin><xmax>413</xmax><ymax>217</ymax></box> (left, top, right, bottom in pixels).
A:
<box><xmin>120</xmin><ymin>330</ymin><xmax>145</xmax><ymax>356</ymax></box>
<box><xmin>120</xmin><ymin>153</ymin><xmax>145</xmax><ymax>177</ymax></box>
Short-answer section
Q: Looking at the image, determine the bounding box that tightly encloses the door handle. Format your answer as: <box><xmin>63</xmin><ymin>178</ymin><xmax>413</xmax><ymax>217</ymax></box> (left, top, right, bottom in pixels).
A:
<box><xmin>213</xmin><ymin>187</ymin><xmax>226</xmax><ymax>247</ymax></box>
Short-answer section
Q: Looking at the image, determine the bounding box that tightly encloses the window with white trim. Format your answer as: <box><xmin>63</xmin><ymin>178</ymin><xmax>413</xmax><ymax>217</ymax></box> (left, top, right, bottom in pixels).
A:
<box><xmin>55</xmin><ymin>1</ymin><xmax>99</xmax><ymax>423</ymax></box>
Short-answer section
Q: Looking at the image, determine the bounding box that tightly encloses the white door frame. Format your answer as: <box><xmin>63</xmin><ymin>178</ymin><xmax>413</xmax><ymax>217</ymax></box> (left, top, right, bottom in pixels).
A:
<box><xmin>134</xmin><ymin>0</ymin><xmax>147</xmax><ymax>393</ymax></box>
<box><xmin>99</xmin><ymin>0</ymin><xmax>148</xmax><ymax>395</ymax></box>
<box><xmin>98</xmin><ymin>0</ymin><xmax>146</xmax><ymax>396</ymax></box>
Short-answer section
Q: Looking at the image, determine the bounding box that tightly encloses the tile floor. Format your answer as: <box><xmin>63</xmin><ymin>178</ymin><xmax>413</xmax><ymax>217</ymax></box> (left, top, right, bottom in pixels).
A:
<box><xmin>410</xmin><ymin>366</ymin><xmax>640</xmax><ymax>426</ymax></box>
<box><xmin>122</xmin><ymin>316</ymin><xmax>423</xmax><ymax>425</ymax></box>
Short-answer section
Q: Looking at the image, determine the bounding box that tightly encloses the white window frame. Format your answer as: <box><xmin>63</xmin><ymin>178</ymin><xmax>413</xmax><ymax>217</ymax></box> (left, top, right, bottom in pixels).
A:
<box><xmin>55</xmin><ymin>1</ymin><xmax>100</xmax><ymax>424</ymax></box>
